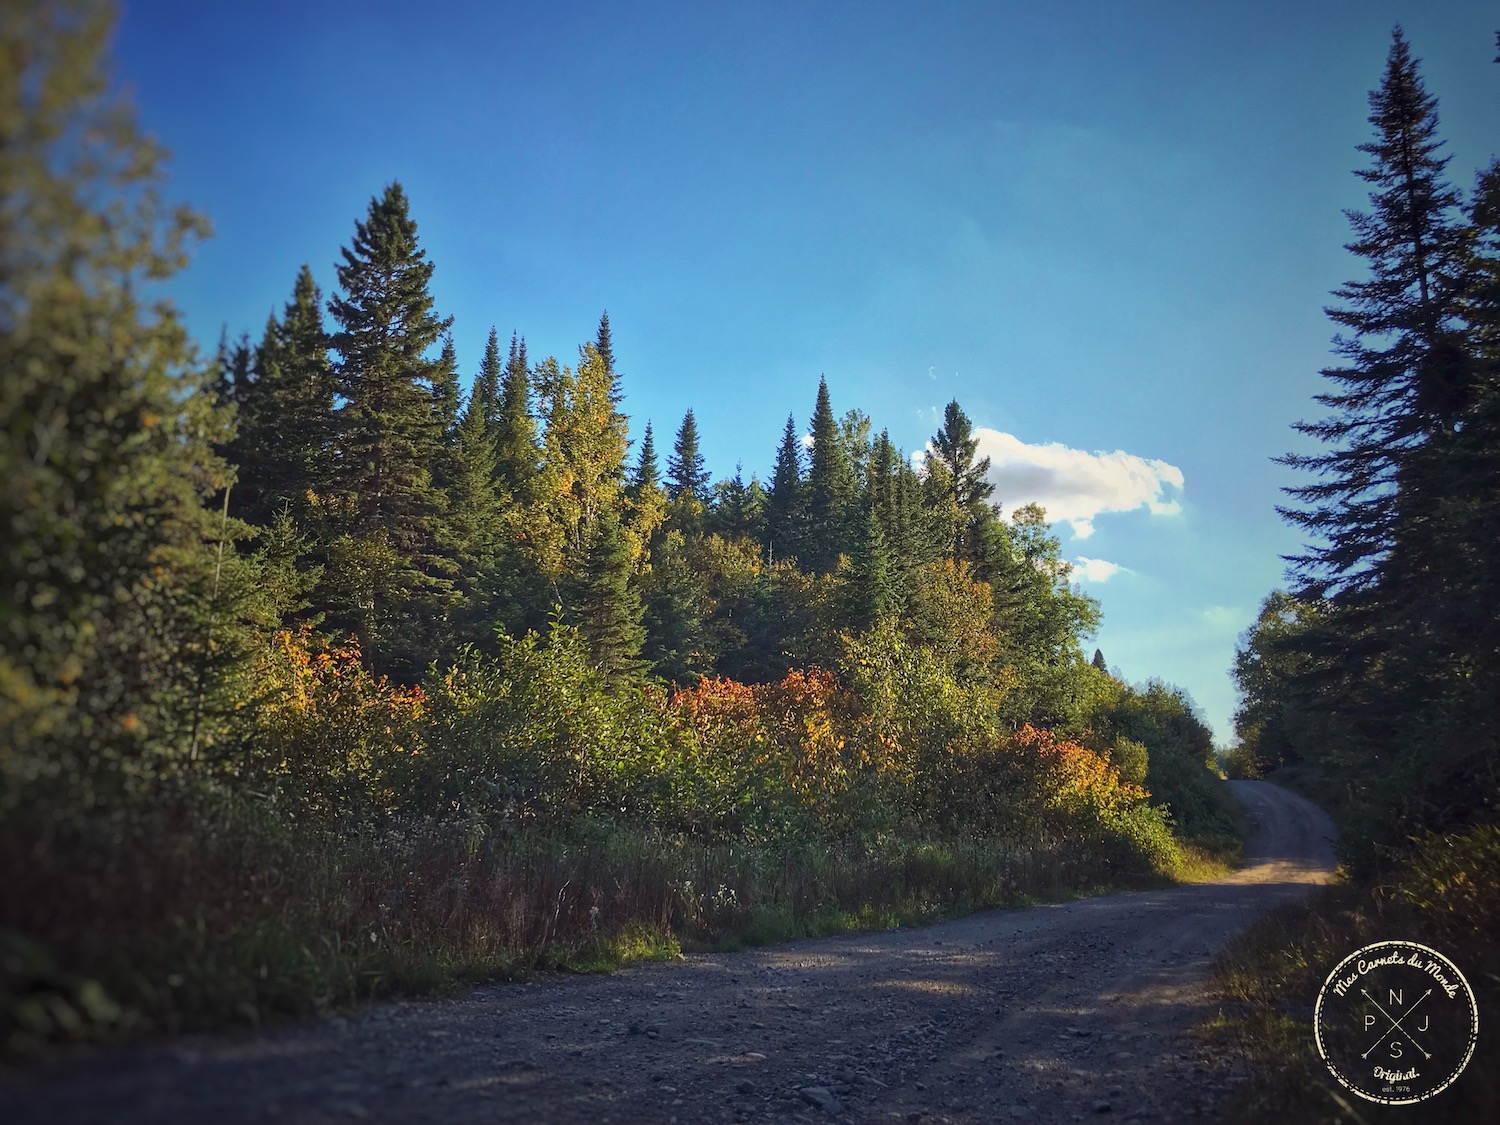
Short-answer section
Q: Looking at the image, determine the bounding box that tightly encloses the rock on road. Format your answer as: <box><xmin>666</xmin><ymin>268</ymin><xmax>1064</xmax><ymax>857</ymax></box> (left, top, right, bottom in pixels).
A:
<box><xmin>2</xmin><ymin>780</ymin><xmax>1336</xmax><ymax>1124</ymax></box>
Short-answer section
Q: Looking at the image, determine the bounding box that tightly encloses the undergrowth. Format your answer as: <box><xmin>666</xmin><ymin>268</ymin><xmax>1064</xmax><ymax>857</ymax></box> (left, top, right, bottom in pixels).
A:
<box><xmin>2</xmin><ymin>625</ymin><xmax>1235</xmax><ymax>1058</ymax></box>
<box><xmin>1205</xmin><ymin>826</ymin><xmax>1500</xmax><ymax>1122</ymax></box>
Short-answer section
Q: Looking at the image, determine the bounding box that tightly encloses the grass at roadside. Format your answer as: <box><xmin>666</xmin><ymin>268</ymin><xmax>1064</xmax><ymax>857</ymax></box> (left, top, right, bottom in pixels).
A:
<box><xmin>1202</xmin><ymin>827</ymin><xmax>1500</xmax><ymax>1122</ymax></box>
<box><xmin>4</xmin><ymin>802</ymin><xmax>1227</xmax><ymax>1059</ymax></box>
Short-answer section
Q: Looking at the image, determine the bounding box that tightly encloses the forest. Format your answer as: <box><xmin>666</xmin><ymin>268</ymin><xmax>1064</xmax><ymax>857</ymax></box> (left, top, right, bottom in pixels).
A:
<box><xmin>1214</xmin><ymin>28</ymin><xmax>1500</xmax><ymax>1121</ymax></box>
<box><xmin>0</xmin><ymin>1</ymin><xmax>1238</xmax><ymax>1050</ymax></box>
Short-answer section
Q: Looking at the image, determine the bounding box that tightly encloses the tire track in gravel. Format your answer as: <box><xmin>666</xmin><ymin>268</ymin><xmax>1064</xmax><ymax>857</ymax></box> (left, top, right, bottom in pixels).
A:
<box><xmin>1</xmin><ymin>780</ymin><xmax>1335</xmax><ymax>1124</ymax></box>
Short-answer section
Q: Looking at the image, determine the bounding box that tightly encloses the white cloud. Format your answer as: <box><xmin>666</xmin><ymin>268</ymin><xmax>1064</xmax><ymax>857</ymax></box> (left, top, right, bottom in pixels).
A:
<box><xmin>1072</xmin><ymin>556</ymin><xmax>1124</xmax><ymax>583</ymax></box>
<box><xmin>1199</xmin><ymin>605</ymin><xmax>1245</xmax><ymax>630</ymax></box>
<box><xmin>968</xmin><ymin>428</ymin><xmax>1185</xmax><ymax>538</ymax></box>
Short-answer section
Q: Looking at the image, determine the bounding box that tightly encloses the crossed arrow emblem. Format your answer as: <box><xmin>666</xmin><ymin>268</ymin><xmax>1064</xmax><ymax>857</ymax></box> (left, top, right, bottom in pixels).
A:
<box><xmin>1360</xmin><ymin>988</ymin><xmax>1433</xmax><ymax>1060</ymax></box>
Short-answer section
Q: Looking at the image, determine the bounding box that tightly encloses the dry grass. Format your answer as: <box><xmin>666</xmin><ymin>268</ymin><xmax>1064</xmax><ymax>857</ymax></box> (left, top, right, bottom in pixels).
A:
<box><xmin>1205</xmin><ymin>828</ymin><xmax>1500</xmax><ymax>1123</ymax></box>
<box><xmin>4</xmin><ymin>798</ymin><xmax>1171</xmax><ymax>1055</ymax></box>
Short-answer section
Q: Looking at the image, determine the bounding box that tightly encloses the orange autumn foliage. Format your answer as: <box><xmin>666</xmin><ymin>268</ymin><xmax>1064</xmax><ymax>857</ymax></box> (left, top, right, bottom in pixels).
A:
<box><xmin>1010</xmin><ymin>724</ymin><xmax>1146</xmax><ymax>817</ymax></box>
<box><xmin>249</xmin><ymin>628</ymin><xmax>427</xmax><ymax>813</ymax></box>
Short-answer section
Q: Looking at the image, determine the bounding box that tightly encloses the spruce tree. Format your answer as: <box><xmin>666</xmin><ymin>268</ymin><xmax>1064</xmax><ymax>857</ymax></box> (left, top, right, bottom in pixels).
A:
<box><xmin>1270</xmin><ymin>30</ymin><xmax>1486</xmax><ymax>847</ymax></box>
<box><xmin>764</xmin><ymin>413</ymin><xmax>805</xmax><ymax>563</ymax></box>
<box><xmin>710</xmin><ymin>464</ymin><xmax>764</xmax><ymax>542</ymax></box>
<box><xmin>667</xmin><ymin>408</ymin><xmax>710</xmax><ymax>502</ymax></box>
<box><xmin>595</xmin><ymin>310</ymin><xmax>616</xmax><ymax>379</ymax></box>
<box><xmin>868</xmin><ymin>430</ymin><xmax>896</xmax><ymax>540</ymax></box>
<box><xmin>571</xmin><ymin>508</ymin><xmax>646</xmax><ymax>676</ymax></box>
<box><xmin>495</xmin><ymin>332</ymin><xmax>538</xmax><ymax>497</ymax></box>
<box><xmin>225</xmin><ymin>268</ymin><xmax>338</xmax><ymax>530</ymax></box>
<box><xmin>845</xmin><ymin>503</ymin><xmax>898</xmax><ymax>630</ymax></box>
<box><xmin>840</xmin><ymin>408</ymin><xmax>873</xmax><ymax>490</ymax></box>
<box><xmin>1278</xmin><ymin>28</ymin><xmax>1469</xmax><ymax>603</ymax></box>
<box><xmin>257</xmin><ymin>266</ymin><xmax>336</xmax><ymax>522</ymax></box>
<box><xmin>541</xmin><ymin>343</ymin><xmax>630</xmax><ymax>553</ymax></box>
<box><xmin>475</xmin><ymin>328</ymin><xmax>503</xmax><ymax>434</ymax></box>
<box><xmin>325</xmin><ymin>182</ymin><xmax>458</xmax><ymax>675</ymax></box>
<box><xmin>448</xmin><ymin>383</ymin><xmax>506</xmax><ymax>572</ymax></box>
<box><xmin>888</xmin><ymin>454</ymin><xmax>934</xmax><ymax>576</ymax></box>
<box><xmin>642</xmin><ymin>529</ymin><xmax>713</xmax><ymax>683</ymax></box>
<box><xmin>930</xmin><ymin>399</ymin><xmax>996</xmax><ymax>561</ymax></box>
<box><xmin>431</xmin><ymin>334</ymin><xmax>462</xmax><ymax>444</ymax></box>
<box><xmin>429</xmin><ymin>333</ymin><xmax>462</xmax><ymax>496</ymax></box>
<box><xmin>631</xmin><ymin>420</ymin><xmax>661</xmax><ymax>495</ymax></box>
<box><xmin>803</xmin><ymin>377</ymin><xmax>857</xmax><ymax>573</ymax></box>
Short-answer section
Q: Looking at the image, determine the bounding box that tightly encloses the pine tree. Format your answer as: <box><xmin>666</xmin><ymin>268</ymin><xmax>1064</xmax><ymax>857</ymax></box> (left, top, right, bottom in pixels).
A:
<box><xmin>845</xmin><ymin>503</ymin><xmax>898</xmax><ymax>630</ymax></box>
<box><xmin>449</xmin><ymin>383</ymin><xmax>506</xmax><ymax>570</ymax></box>
<box><xmin>930</xmin><ymin>399</ymin><xmax>996</xmax><ymax>561</ymax></box>
<box><xmin>667</xmin><ymin>408</ymin><xmax>710</xmax><ymax>503</ymax></box>
<box><xmin>474</xmin><ymin>328</ymin><xmax>502</xmax><ymax>432</ymax></box>
<box><xmin>764</xmin><ymin>413</ymin><xmax>805</xmax><ymax>563</ymax></box>
<box><xmin>495</xmin><ymin>332</ymin><xmax>538</xmax><ymax>497</ymax></box>
<box><xmin>710</xmin><ymin>464</ymin><xmax>765</xmax><ymax>542</ymax></box>
<box><xmin>595</xmin><ymin>310</ymin><xmax>616</xmax><ymax>379</ymax></box>
<box><xmin>1278</xmin><ymin>28</ymin><xmax>1469</xmax><ymax>603</ymax></box>
<box><xmin>631</xmin><ymin>421</ymin><xmax>661</xmax><ymax>495</ymax></box>
<box><xmin>227</xmin><ymin>268</ymin><xmax>337</xmax><ymax>530</ymax></box>
<box><xmin>571</xmin><ymin>508</ymin><xmax>646</xmax><ymax>676</ymax></box>
<box><xmin>642</xmin><ymin>529</ymin><xmax>713</xmax><ymax>683</ymax></box>
<box><xmin>803</xmin><ymin>377</ymin><xmax>857</xmax><ymax>573</ymax></box>
<box><xmin>431</xmin><ymin>334</ymin><xmax>462</xmax><ymax>443</ymax></box>
<box><xmin>325</xmin><ymin>182</ymin><xmax>458</xmax><ymax>675</ymax></box>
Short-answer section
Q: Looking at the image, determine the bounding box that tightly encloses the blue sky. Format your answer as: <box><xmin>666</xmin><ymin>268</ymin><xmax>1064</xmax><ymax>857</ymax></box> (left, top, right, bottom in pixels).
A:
<box><xmin>114</xmin><ymin>1</ymin><xmax>1497</xmax><ymax>741</ymax></box>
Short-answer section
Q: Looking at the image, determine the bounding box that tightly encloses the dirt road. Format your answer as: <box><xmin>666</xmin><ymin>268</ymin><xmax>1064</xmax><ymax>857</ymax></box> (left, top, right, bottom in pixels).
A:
<box><xmin>2</xmin><ymin>780</ymin><xmax>1335</xmax><ymax>1124</ymax></box>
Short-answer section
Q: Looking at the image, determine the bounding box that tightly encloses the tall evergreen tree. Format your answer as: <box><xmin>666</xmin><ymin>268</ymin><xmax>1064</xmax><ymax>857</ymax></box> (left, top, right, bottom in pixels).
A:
<box><xmin>595</xmin><ymin>310</ymin><xmax>615</xmax><ymax>380</ymax></box>
<box><xmin>1278</xmin><ymin>28</ymin><xmax>1469</xmax><ymax>604</ymax></box>
<box><xmin>249</xmin><ymin>265</ymin><xmax>336</xmax><ymax>524</ymax></box>
<box><xmin>803</xmin><ymin>377</ymin><xmax>857</xmax><ymax>573</ymax></box>
<box><xmin>571</xmin><ymin>508</ymin><xmax>646</xmax><ymax>676</ymax></box>
<box><xmin>667</xmin><ymin>408</ymin><xmax>710</xmax><ymax>503</ymax></box>
<box><xmin>845</xmin><ymin>502</ymin><xmax>898</xmax><ymax>630</ymax></box>
<box><xmin>325</xmin><ymin>181</ymin><xmax>457</xmax><ymax>674</ymax></box>
<box><xmin>868</xmin><ymin>430</ymin><xmax>896</xmax><ymax>539</ymax></box>
<box><xmin>930</xmin><ymin>399</ymin><xmax>996</xmax><ymax>561</ymax></box>
<box><xmin>495</xmin><ymin>332</ymin><xmax>538</xmax><ymax>497</ymax></box>
<box><xmin>631</xmin><ymin>420</ymin><xmax>661</xmax><ymax>495</ymax></box>
<box><xmin>448</xmin><ymin>383</ymin><xmax>505</xmax><ymax>570</ymax></box>
<box><xmin>711</xmin><ymin>464</ymin><xmax>765</xmax><ymax>542</ymax></box>
<box><xmin>764</xmin><ymin>413</ymin><xmax>805</xmax><ymax>563</ymax></box>
<box><xmin>474</xmin><ymin>328</ymin><xmax>503</xmax><ymax>433</ymax></box>
<box><xmin>840</xmin><ymin>408</ymin><xmax>873</xmax><ymax>491</ymax></box>
<box><xmin>642</xmin><ymin>529</ymin><xmax>713</xmax><ymax>683</ymax></box>
<box><xmin>431</xmin><ymin>334</ymin><xmax>462</xmax><ymax>443</ymax></box>
<box><xmin>888</xmin><ymin>454</ymin><xmax>934</xmax><ymax>577</ymax></box>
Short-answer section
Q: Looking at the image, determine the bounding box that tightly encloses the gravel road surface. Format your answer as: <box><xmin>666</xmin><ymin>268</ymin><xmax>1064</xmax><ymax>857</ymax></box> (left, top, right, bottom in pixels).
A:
<box><xmin>1</xmin><ymin>780</ymin><xmax>1336</xmax><ymax>1124</ymax></box>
